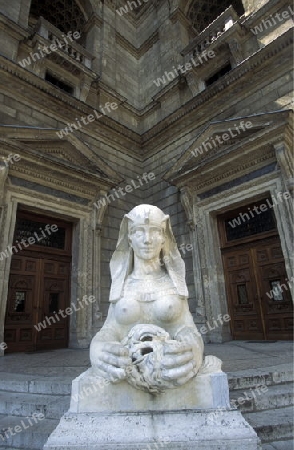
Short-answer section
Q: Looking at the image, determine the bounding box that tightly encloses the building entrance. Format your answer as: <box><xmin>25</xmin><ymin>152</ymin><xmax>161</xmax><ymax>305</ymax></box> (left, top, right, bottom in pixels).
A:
<box><xmin>218</xmin><ymin>198</ymin><xmax>293</xmax><ymax>340</ymax></box>
<box><xmin>4</xmin><ymin>211</ymin><xmax>72</xmax><ymax>352</ymax></box>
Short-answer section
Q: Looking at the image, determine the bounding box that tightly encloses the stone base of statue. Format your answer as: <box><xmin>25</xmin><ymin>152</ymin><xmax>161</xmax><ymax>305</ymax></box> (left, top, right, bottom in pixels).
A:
<box><xmin>43</xmin><ymin>361</ymin><xmax>260</xmax><ymax>450</ymax></box>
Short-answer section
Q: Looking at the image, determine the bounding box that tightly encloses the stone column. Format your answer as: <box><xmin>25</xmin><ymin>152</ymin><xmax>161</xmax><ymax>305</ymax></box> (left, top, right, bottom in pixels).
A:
<box><xmin>84</xmin><ymin>15</ymin><xmax>103</xmax><ymax>75</ymax></box>
<box><xmin>91</xmin><ymin>192</ymin><xmax>108</xmax><ymax>335</ymax></box>
<box><xmin>0</xmin><ymin>174</ymin><xmax>18</xmax><ymax>355</ymax></box>
<box><xmin>272</xmin><ymin>142</ymin><xmax>294</xmax><ymax>292</ymax></box>
<box><xmin>228</xmin><ymin>38</ymin><xmax>244</xmax><ymax>66</ymax></box>
<box><xmin>180</xmin><ymin>187</ymin><xmax>206</xmax><ymax>317</ymax></box>
<box><xmin>185</xmin><ymin>71</ymin><xmax>205</xmax><ymax>96</ymax></box>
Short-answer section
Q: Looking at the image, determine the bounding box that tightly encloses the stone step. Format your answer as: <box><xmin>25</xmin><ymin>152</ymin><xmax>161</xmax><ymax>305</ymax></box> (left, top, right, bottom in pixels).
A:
<box><xmin>244</xmin><ymin>406</ymin><xmax>294</xmax><ymax>443</ymax></box>
<box><xmin>0</xmin><ymin>391</ymin><xmax>70</xmax><ymax>420</ymax></box>
<box><xmin>230</xmin><ymin>383</ymin><xmax>294</xmax><ymax>413</ymax></box>
<box><xmin>0</xmin><ymin>373</ymin><xmax>72</xmax><ymax>395</ymax></box>
<box><xmin>228</xmin><ymin>364</ymin><xmax>294</xmax><ymax>391</ymax></box>
<box><xmin>0</xmin><ymin>447</ymin><xmax>24</xmax><ymax>450</ymax></box>
<box><xmin>262</xmin><ymin>440</ymin><xmax>294</xmax><ymax>450</ymax></box>
<box><xmin>0</xmin><ymin>414</ymin><xmax>58</xmax><ymax>449</ymax></box>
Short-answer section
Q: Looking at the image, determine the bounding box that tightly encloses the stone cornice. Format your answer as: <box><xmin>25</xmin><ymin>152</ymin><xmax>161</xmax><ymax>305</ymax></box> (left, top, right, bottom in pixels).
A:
<box><xmin>0</xmin><ymin>129</ymin><xmax>124</xmax><ymax>190</ymax></box>
<box><xmin>83</xmin><ymin>14</ymin><xmax>104</xmax><ymax>32</ymax></box>
<box><xmin>115</xmin><ymin>30</ymin><xmax>159</xmax><ymax>59</ymax></box>
<box><xmin>164</xmin><ymin>110</ymin><xmax>291</xmax><ymax>192</ymax></box>
<box><xmin>170</xmin><ymin>8</ymin><xmax>194</xmax><ymax>28</ymax></box>
<box><xmin>242</xmin><ymin>0</ymin><xmax>291</xmax><ymax>29</ymax></box>
<box><xmin>164</xmin><ymin>111</ymin><xmax>291</xmax><ymax>181</ymax></box>
<box><xmin>189</xmin><ymin>150</ymin><xmax>276</xmax><ymax>194</ymax></box>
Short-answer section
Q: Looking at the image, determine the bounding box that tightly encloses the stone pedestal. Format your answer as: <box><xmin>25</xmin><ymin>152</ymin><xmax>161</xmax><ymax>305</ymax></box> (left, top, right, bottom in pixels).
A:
<box><xmin>69</xmin><ymin>367</ymin><xmax>231</xmax><ymax>412</ymax></box>
<box><xmin>44</xmin><ymin>409</ymin><xmax>259</xmax><ymax>450</ymax></box>
<box><xmin>43</xmin><ymin>367</ymin><xmax>260</xmax><ymax>450</ymax></box>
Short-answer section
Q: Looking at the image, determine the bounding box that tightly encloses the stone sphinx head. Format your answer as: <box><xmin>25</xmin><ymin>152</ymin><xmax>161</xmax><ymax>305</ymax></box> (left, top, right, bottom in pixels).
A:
<box><xmin>109</xmin><ymin>204</ymin><xmax>188</xmax><ymax>302</ymax></box>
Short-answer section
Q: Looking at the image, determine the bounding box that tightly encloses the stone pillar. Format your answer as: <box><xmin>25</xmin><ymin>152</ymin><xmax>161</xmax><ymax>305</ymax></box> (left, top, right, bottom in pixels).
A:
<box><xmin>84</xmin><ymin>15</ymin><xmax>103</xmax><ymax>75</ymax></box>
<box><xmin>228</xmin><ymin>38</ymin><xmax>244</xmax><ymax>66</ymax></box>
<box><xmin>91</xmin><ymin>193</ymin><xmax>108</xmax><ymax>335</ymax></box>
<box><xmin>272</xmin><ymin>143</ymin><xmax>294</xmax><ymax>294</ymax></box>
<box><xmin>180</xmin><ymin>187</ymin><xmax>206</xmax><ymax>317</ymax></box>
<box><xmin>18</xmin><ymin>0</ymin><xmax>32</xmax><ymax>28</ymax></box>
<box><xmin>70</xmin><ymin>217</ymin><xmax>94</xmax><ymax>349</ymax></box>
<box><xmin>185</xmin><ymin>71</ymin><xmax>205</xmax><ymax>96</ymax></box>
<box><xmin>0</xmin><ymin>190</ymin><xmax>18</xmax><ymax>356</ymax></box>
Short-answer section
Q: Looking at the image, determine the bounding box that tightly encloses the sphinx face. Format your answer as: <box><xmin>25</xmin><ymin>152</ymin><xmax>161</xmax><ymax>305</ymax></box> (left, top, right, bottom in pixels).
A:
<box><xmin>128</xmin><ymin>225</ymin><xmax>165</xmax><ymax>261</ymax></box>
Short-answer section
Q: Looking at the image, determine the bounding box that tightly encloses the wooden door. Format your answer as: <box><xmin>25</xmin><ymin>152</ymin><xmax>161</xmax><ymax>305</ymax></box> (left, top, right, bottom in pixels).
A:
<box><xmin>4</xmin><ymin>256</ymin><xmax>39</xmax><ymax>352</ymax></box>
<box><xmin>222</xmin><ymin>247</ymin><xmax>264</xmax><ymax>340</ymax></box>
<box><xmin>253</xmin><ymin>239</ymin><xmax>293</xmax><ymax>340</ymax></box>
<box><xmin>36</xmin><ymin>258</ymin><xmax>71</xmax><ymax>350</ymax></box>
<box><xmin>219</xmin><ymin>198</ymin><xmax>293</xmax><ymax>340</ymax></box>
<box><xmin>4</xmin><ymin>211</ymin><xmax>72</xmax><ymax>353</ymax></box>
<box><xmin>4</xmin><ymin>256</ymin><xmax>71</xmax><ymax>352</ymax></box>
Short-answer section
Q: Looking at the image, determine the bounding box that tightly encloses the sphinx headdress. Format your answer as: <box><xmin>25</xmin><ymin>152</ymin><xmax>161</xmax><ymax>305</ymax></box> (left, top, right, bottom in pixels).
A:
<box><xmin>109</xmin><ymin>204</ymin><xmax>188</xmax><ymax>301</ymax></box>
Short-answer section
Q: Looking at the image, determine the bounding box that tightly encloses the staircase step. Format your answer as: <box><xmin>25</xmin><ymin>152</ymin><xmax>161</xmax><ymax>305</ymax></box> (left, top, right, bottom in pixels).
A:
<box><xmin>0</xmin><ymin>392</ymin><xmax>70</xmax><ymax>419</ymax></box>
<box><xmin>244</xmin><ymin>406</ymin><xmax>294</xmax><ymax>443</ymax></box>
<box><xmin>230</xmin><ymin>383</ymin><xmax>294</xmax><ymax>413</ymax></box>
<box><xmin>0</xmin><ymin>447</ymin><xmax>24</xmax><ymax>450</ymax></box>
<box><xmin>0</xmin><ymin>415</ymin><xmax>58</xmax><ymax>449</ymax></box>
<box><xmin>0</xmin><ymin>373</ymin><xmax>72</xmax><ymax>395</ymax></box>
<box><xmin>262</xmin><ymin>440</ymin><xmax>294</xmax><ymax>450</ymax></box>
<box><xmin>228</xmin><ymin>364</ymin><xmax>294</xmax><ymax>391</ymax></box>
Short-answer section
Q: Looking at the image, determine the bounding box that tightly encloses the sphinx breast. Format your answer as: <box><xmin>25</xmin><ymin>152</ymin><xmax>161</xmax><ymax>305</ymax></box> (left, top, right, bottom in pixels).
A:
<box><xmin>114</xmin><ymin>297</ymin><xmax>141</xmax><ymax>325</ymax></box>
<box><xmin>153</xmin><ymin>294</ymin><xmax>183</xmax><ymax>323</ymax></box>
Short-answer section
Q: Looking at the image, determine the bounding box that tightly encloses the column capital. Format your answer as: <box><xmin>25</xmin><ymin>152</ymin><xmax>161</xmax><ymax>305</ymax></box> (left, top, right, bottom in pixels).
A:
<box><xmin>93</xmin><ymin>190</ymin><xmax>109</xmax><ymax>231</ymax></box>
<box><xmin>180</xmin><ymin>186</ymin><xmax>196</xmax><ymax>230</ymax></box>
<box><xmin>0</xmin><ymin>165</ymin><xmax>9</xmax><ymax>206</ymax></box>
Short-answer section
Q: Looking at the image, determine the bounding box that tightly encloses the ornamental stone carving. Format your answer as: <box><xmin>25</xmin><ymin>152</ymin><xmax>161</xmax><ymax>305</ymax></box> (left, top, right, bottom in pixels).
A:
<box><xmin>90</xmin><ymin>204</ymin><xmax>204</xmax><ymax>394</ymax></box>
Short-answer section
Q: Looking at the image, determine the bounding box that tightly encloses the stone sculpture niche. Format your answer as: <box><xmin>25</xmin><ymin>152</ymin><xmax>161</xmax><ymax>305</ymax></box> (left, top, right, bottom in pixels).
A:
<box><xmin>44</xmin><ymin>205</ymin><xmax>260</xmax><ymax>450</ymax></box>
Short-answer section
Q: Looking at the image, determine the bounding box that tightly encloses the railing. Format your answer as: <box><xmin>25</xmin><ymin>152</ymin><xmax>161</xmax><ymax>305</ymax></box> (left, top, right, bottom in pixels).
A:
<box><xmin>35</xmin><ymin>17</ymin><xmax>93</xmax><ymax>69</ymax></box>
<box><xmin>182</xmin><ymin>6</ymin><xmax>240</xmax><ymax>58</ymax></box>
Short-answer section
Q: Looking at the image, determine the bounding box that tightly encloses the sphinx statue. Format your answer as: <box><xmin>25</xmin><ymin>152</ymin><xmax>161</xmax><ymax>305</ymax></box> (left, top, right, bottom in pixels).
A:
<box><xmin>90</xmin><ymin>204</ymin><xmax>204</xmax><ymax>393</ymax></box>
<box><xmin>44</xmin><ymin>205</ymin><xmax>259</xmax><ymax>450</ymax></box>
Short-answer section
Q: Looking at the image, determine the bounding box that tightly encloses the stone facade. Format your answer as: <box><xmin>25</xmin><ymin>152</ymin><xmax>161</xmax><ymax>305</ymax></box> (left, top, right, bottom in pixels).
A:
<box><xmin>0</xmin><ymin>0</ymin><xmax>293</xmax><ymax>354</ymax></box>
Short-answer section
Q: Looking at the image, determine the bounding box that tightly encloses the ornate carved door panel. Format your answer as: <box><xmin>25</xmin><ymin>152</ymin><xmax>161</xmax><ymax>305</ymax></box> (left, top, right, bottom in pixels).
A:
<box><xmin>222</xmin><ymin>249</ymin><xmax>265</xmax><ymax>340</ymax></box>
<box><xmin>252</xmin><ymin>239</ymin><xmax>293</xmax><ymax>340</ymax></box>
<box><xmin>4</xmin><ymin>256</ymin><xmax>40</xmax><ymax>352</ymax></box>
<box><xmin>4</xmin><ymin>256</ymin><xmax>71</xmax><ymax>352</ymax></box>
<box><xmin>36</xmin><ymin>259</ymin><xmax>71</xmax><ymax>351</ymax></box>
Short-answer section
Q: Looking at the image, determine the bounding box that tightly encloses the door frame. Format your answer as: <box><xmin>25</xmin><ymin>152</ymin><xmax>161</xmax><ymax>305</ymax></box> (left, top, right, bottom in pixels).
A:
<box><xmin>0</xmin><ymin>195</ymin><xmax>99</xmax><ymax>356</ymax></box>
<box><xmin>190</xmin><ymin>177</ymin><xmax>293</xmax><ymax>342</ymax></box>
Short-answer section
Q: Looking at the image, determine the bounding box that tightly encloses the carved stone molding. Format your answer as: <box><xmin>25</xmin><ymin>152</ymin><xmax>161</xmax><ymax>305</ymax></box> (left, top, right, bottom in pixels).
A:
<box><xmin>228</xmin><ymin>38</ymin><xmax>243</xmax><ymax>65</ymax></box>
<box><xmin>93</xmin><ymin>190</ymin><xmax>109</xmax><ymax>232</ymax></box>
<box><xmin>274</xmin><ymin>142</ymin><xmax>294</xmax><ymax>191</ymax></box>
<box><xmin>180</xmin><ymin>186</ymin><xmax>195</xmax><ymax>230</ymax></box>
<box><xmin>115</xmin><ymin>31</ymin><xmax>159</xmax><ymax>60</ymax></box>
<box><xmin>0</xmin><ymin>165</ymin><xmax>9</xmax><ymax>205</ymax></box>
